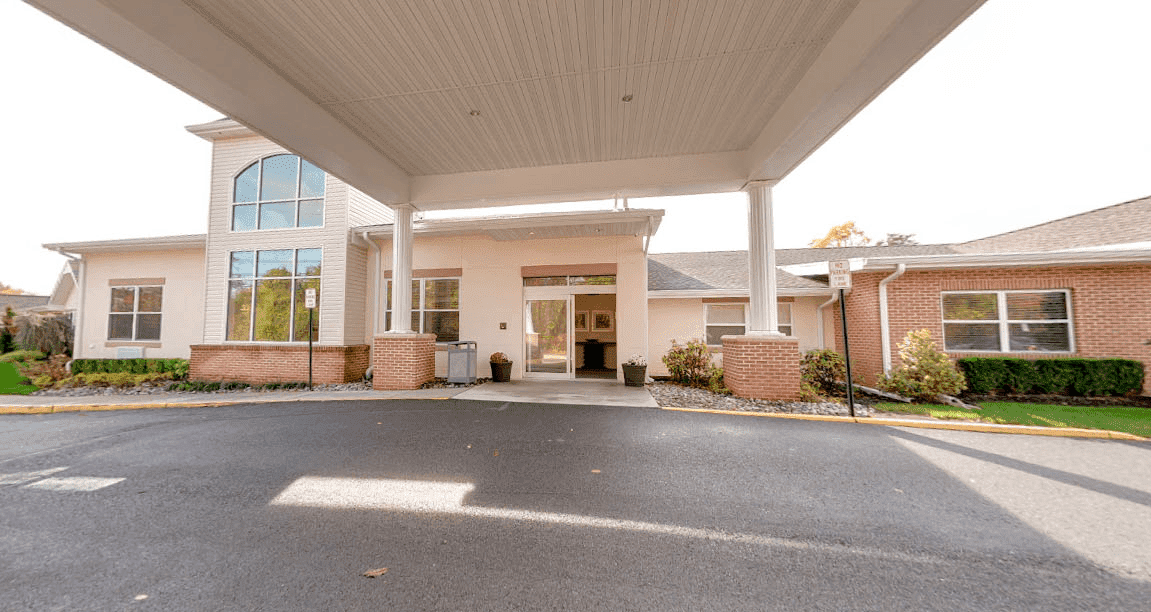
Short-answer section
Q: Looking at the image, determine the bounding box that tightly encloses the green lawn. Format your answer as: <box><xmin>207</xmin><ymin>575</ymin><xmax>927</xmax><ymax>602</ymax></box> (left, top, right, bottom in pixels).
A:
<box><xmin>876</xmin><ymin>401</ymin><xmax>1151</xmax><ymax>438</ymax></box>
<box><xmin>0</xmin><ymin>361</ymin><xmax>38</xmax><ymax>395</ymax></box>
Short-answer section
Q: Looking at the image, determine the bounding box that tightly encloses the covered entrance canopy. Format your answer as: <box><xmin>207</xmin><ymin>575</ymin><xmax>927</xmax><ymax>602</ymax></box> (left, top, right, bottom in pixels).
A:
<box><xmin>31</xmin><ymin>0</ymin><xmax>986</xmax><ymax>395</ymax></box>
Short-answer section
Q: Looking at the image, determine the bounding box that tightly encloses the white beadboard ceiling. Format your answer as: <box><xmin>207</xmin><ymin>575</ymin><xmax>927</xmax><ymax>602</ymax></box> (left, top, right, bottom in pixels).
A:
<box><xmin>31</xmin><ymin>0</ymin><xmax>985</xmax><ymax>208</ymax></box>
<box><xmin>185</xmin><ymin>0</ymin><xmax>854</xmax><ymax>175</ymax></box>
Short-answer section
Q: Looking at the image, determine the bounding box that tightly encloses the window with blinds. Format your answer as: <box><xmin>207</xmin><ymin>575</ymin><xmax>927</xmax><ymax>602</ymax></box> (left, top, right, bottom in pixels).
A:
<box><xmin>941</xmin><ymin>290</ymin><xmax>1072</xmax><ymax>353</ymax></box>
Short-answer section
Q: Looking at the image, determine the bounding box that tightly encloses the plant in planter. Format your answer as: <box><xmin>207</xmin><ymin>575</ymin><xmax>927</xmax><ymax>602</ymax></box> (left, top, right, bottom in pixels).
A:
<box><xmin>622</xmin><ymin>354</ymin><xmax>647</xmax><ymax>387</ymax></box>
<box><xmin>489</xmin><ymin>352</ymin><xmax>513</xmax><ymax>383</ymax></box>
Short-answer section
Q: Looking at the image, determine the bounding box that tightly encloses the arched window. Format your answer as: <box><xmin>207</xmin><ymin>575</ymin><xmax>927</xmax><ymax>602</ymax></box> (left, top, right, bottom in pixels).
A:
<box><xmin>232</xmin><ymin>154</ymin><xmax>326</xmax><ymax>231</ymax></box>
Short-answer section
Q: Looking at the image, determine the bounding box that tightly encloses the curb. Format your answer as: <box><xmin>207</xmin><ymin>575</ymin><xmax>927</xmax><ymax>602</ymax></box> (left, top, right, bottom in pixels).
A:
<box><xmin>660</xmin><ymin>406</ymin><xmax>1147</xmax><ymax>441</ymax></box>
<box><xmin>0</xmin><ymin>395</ymin><xmax>457</xmax><ymax>415</ymax></box>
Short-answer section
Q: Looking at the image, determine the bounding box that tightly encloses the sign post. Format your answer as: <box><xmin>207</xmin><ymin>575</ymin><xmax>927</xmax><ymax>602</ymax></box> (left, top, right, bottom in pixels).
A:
<box><xmin>305</xmin><ymin>288</ymin><xmax>317</xmax><ymax>389</ymax></box>
<box><xmin>829</xmin><ymin>261</ymin><xmax>855</xmax><ymax>417</ymax></box>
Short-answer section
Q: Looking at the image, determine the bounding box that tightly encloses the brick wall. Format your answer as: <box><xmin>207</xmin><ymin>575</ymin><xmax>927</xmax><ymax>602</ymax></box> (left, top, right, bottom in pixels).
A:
<box><xmin>721</xmin><ymin>335</ymin><xmax>801</xmax><ymax>400</ymax></box>
<box><xmin>373</xmin><ymin>333</ymin><xmax>436</xmax><ymax>390</ymax></box>
<box><xmin>832</xmin><ymin>264</ymin><xmax>1151</xmax><ymax>394</ymax></box>
<box><xmin>190</xmin><ymin>344</ymin><xmax>370</xmax><ymax>384</ymax></box>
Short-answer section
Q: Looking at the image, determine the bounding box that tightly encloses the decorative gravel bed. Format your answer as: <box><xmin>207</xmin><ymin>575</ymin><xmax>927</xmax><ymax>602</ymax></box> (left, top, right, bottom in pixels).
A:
<box><xmin>29</xmin><ymin>381</ymin><xmax>376</xmax><ymax>397</ymax></box>
<box><xmin>29</xmin><ymin>377</ymin><xmax>480</xmax><ymax>397</ymax></box>
<box><xmin>648</xmin><ymin>381</ymin><xmax>872</xmax><ymax>417</ymax></box>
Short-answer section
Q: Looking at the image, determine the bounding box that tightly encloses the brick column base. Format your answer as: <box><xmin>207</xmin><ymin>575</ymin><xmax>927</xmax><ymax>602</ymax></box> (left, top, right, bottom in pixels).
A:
<box><xmin>373</xmin><ymin>333</ymin><xmax>436</xmax><ymax>390</ymax></box>
<box><xmin>721</xmin><ymin>335</ymin><xmax>801</xmax><ymax>401</ymax></box>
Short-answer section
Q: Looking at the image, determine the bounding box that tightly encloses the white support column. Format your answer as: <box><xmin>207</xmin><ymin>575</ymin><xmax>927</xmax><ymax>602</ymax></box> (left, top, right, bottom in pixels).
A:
<box><xmin>746</xmin><ymin>181</ymin><xmax>783</xmax><ymax>336</ymax></box>
<box><xmin>388</xmin><ymin>204</ymin><xmax>414</xmax><ymax>333</ymax></box>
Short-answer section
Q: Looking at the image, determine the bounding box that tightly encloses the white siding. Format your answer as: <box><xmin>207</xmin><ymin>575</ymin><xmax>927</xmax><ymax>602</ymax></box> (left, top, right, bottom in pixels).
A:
<box><xmin>343</xmin><ymin>243</ymin><xmax>369</xmax><ymax>344</ymax></box>
<box><xmin>347</xmin><ymin>186</ymin><xmax>393</xmax><ymax>228</ymax></box>
<box><xmin>202</xmin><ymin>136</ymin><xmax>354</xmax><ymax>345</ymax></box>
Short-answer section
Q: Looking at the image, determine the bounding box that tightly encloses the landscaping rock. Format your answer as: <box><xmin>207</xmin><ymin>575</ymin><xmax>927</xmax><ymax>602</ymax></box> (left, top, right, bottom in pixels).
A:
<box><xmin>647</xmin><ymin>381</ymin><xmax>871</xmax><ymax>417</ymax></box>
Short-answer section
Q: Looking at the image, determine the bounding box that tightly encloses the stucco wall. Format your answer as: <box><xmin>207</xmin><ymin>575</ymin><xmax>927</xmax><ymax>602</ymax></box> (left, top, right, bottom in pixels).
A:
<box><xmin>76</xmin><ymin>249</ymin><xmax>205</xmax><ymax>359</ymax></box>
<box><xmin>645</xmin><ymin>295</ymin><xmax>829</xmax><ymax>377</ymax></box>
<box><xmin>372</xmin><ymin>233</ymin><xmax>646</xmax><ymax>380</ymax></box>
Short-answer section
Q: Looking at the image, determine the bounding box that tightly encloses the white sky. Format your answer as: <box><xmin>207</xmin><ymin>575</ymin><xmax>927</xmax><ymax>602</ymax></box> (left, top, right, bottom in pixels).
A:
<box><xmin>3</xmin><ymin>0</ymin><xmax>1149</xmax><ymax>295</ymax></box>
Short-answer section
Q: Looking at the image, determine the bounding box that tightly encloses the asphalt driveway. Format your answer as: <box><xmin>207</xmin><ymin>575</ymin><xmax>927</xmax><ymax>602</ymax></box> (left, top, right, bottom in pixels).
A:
<box><xmin>1</xmin><ymin>399</ymin><xmax>1149</xmax><ymax>611</ymax></box>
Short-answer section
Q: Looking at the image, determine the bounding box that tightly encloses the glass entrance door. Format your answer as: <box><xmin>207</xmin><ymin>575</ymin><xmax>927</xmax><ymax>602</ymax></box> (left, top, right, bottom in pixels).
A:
<box><xmin>524</xmin><ymin>297</ymin><xmax>571</xmax><ymax>378</ymax></box>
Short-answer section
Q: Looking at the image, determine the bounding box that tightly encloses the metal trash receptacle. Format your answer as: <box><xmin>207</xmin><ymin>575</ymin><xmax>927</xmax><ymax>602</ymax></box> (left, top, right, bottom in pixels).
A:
<box><xmin>447</xmin><ymin>341</ymin><xmax>477</xmax><ymax>383</ymax></box>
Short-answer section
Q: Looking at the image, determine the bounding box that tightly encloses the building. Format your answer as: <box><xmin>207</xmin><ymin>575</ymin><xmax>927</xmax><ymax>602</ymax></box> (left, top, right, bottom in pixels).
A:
<box><xmin>43</xmin><ymin>122</ymin><xmax>1151</xmax><ymax>397</ymax></box>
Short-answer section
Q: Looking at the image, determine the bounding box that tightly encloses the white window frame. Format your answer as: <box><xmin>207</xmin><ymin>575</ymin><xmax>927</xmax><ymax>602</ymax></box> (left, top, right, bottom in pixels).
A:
<box><xmin>703</xmin><ymin>302</ymin><xmax>793</xmax><ymax>346</ymax></box>
<box><xmin>941</xmin><ymin>289</ymin><xmax>1075</xmax><ymax>354</ymax></box>
<box><xmin>107</xmin><ymin>285</ymin><xmax>163</xmax><ymax>341</ymax></box>
<box><xmin>386</xmin><ymin>277</ymin><xmax>461</xmax><ymax>343</ymax></box>
<box><xmin>231</xmin><ymin>154</ymin><xmax>326</xmax><ymax>232</ymax></box>
<box><xmin>225</xmin><ymin>248</ymin><xmax>323</xmax><ymax>343</ymax></box>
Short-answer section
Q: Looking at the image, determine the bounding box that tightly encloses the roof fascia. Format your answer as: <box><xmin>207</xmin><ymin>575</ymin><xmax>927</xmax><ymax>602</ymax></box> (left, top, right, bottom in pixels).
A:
<box><xmin>28</xmin><ymin>0</ymin><xmax>411</xmax><ymax>204</ymax></box>
<box><xmin>746</xmin><ymin>0</ymin><xmax>986</xmax><ymax>181</ymax></box>
<box><xmin>860</xmin><ymin>249</ymin><xmax>1151</xmax><ymax>270</ymax></box>
<box><xmin>42</xmin><ymin>235</ymin><xmax>207</xmax><ymax>254</ymax></box>
<box><xmin>359</xmin><ymin>209</ymin><xmax>665</xmax><ymax>239</ymax></box>
<box><xmin>408</xmin><ymin>152</ymin><xmax>745</xmax><ymax>211</ymax></box>
<box><xmin>185</xmin><ymin>119</ymin><xmax>254</xmax><ymax>141</ymax></box>
<box><xmin>648</xmin><ymin>288</ymin><xmax>833</xmax><ymax>299</ymax></box>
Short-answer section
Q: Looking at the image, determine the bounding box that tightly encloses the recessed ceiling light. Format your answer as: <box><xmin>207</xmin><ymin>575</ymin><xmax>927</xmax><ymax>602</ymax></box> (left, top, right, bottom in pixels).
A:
<box><xmin>469</xmin><ymin>110</ymin><xmax>481</xmax><ymax>116</ymax></box>
<box><xmin>621</xmin><ymin>94</ymin><xmax>633</xmax><ymax>103</ymax></box>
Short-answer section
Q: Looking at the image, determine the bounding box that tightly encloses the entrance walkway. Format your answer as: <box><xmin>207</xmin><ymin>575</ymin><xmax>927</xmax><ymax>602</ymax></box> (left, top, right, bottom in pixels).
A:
<box><xmin>454</xmin><ymin>379</ymin><xmax>657</xmax><ymax>408</ymax></box>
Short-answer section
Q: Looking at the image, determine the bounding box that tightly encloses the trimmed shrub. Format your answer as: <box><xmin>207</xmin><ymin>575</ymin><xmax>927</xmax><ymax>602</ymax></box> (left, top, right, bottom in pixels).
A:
<box><xmin>662</xmin><ymin>340</ymin><xmax>713</xmax><ymax>387</ymax></box>
<box><xmin>0</xmin><ymin>350</ymin><xmax>45</xmax><ymax>364</ymax></box>
<box><xmin>876</xmin><ymin>329</ymin><xmax>966</xmax><ymax>401</ymax></box>
<box><xmin>69</xmin><ymin>358</ymin><xmax>189</xmax><ymax>379</ymax></box>
<box><xmin>957</xmin><ymin>357</ymin><xmax>1144</xmax><ymax>397</ymax></box>
<box><xmin>706</xmin><ymin>365</ymin><xmax>729</xmax><ymax>395</ymax></box>
<box><xmin>801</xmin><ymin>349</ymin><xmax>846</xmax><ymax>396</ymax></box>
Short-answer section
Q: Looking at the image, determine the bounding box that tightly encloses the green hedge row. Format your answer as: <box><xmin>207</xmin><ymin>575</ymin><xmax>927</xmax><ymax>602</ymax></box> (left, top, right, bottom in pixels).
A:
<box><xmin>957</xmin><ymin>357</ymin><xmax>1144</xmax><ymax>397</ymax></box>
<box><xmin>70</xmin><ymin>358</ymin><xmax>189</xmax><ymax>378</ymax></box>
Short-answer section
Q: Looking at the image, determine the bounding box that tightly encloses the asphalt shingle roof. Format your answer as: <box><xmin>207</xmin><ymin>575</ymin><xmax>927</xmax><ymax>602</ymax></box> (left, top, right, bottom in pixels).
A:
<box><xmin>1</xmin><ymin>295</ymin><xmax>49</xmax><ymax>312</ymax></box>
<box><xmin>774</xmin><ymin>244</ymin><xmax>960</xmax><ymax>265</ymax></box>
<box><xmin>648</xmin><ymin>252</ymin><xmax>828</xmax><ymax>292</ymax></box>
<box><xmin>957</xmin><ymin>195</ymin><xmax>1151</xmax><ymax>253</ymax></box>
<box><xmin>647</xmin><ymin>245</ymin><xmax>964</xmax><ymax>292</ymax></box>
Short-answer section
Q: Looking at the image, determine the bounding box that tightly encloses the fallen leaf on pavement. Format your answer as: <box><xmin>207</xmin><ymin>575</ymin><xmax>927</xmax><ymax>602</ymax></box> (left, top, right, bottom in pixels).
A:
<box><xmin>363</xmin><ymin>567</ymin><xmax>389</xmax><ymax>578</ymax></box>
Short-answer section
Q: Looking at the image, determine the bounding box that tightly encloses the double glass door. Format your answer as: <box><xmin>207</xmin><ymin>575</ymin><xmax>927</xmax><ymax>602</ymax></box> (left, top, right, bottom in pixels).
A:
<box><xmin>524</xmin><ymin>293</ymin><xmax>572</xmax><ymax>378</ymax></box>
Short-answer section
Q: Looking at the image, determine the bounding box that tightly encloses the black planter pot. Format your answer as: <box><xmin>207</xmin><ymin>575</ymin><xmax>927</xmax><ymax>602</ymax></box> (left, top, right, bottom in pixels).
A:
<box><xmin>622</xmin><ymin>364</ymin><xmax>647</xmax><ymax>387</ymax></box>
<box><xmin>490</xmin><ymin>361</ymin><xmax>513</xmax><ymax>382</ymax></box>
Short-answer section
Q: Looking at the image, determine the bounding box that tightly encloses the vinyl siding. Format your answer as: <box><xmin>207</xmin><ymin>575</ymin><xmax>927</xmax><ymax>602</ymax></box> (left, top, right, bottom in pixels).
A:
<box><xmin>203</xmin><ymin>135</ymin><xmax>353</xmax><ymax>345</ymax></box>
<box><xmin>344</xmin><ymin>242</ymin><xmax>369</xmax><ymax>344</ymax></box>
<box><xmin>347</xmin><ymin>186</ymin><xmax>393</xmax><ymax>228</ymax></box>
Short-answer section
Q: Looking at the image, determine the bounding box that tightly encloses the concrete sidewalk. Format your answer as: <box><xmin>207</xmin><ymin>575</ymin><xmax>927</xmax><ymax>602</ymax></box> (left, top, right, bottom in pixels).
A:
<box><xmin>0</xmin><ymin>386</ymin><xmax>470</xmax><ymax>414</ymax></box>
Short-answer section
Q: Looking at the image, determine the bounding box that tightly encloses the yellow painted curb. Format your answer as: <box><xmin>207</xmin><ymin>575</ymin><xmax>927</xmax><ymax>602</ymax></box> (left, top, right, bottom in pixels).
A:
<box><xmin>660</xmin><ymin>406</ymin><xmax>1147</xmax><ymax>441</ymax></box>
<box><xmin>0</xmin><ymin>395</ymin><xmax>460</xmax><ymax>415</ymax></box>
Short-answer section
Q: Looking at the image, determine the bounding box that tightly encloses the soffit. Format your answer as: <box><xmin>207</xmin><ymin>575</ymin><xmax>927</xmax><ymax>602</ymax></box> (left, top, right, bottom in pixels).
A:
<box><xmin>183</xmin><ymin>0</ymin><xmax>857</xmax><ymax>176</ymax></box>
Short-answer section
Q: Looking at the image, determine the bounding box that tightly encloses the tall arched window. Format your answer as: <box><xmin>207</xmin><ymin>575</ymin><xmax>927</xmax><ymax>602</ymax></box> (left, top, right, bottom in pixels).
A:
<box><xmin>232</xmin><ymin>154</ymin><xmax>326</xmax><ymax>231</ymax></box>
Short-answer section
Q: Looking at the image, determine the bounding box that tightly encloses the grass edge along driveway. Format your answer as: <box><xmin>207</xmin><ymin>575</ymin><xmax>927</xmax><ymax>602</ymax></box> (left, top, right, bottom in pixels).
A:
<box><xmin>877</xmin><ymin>401</ymin><xmax>1151</xmax><ymax>438</ymax></box>
<box><xmin>0</xmin><ymin>361</ymin><xmax>37</xmax><ymax>395</ymax></box>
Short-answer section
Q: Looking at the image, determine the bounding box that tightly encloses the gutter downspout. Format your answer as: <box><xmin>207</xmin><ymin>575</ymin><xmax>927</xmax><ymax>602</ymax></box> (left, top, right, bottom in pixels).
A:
<box><xmin>816</xmin><ymin>291</ymin><xmax>838</xmax><ymax>350</ymax></box>
<box><xmin>361</xmin><ymin>231</ymin><xmax>381</xmax><ymax>379</ymax></box>
<box><xmin>642</xmin><ymin>214</ymin><xmax>654</xmax><ymax>380</ymax></box>
<box><xmin>879</xmin><ymin>263</ymin><xmax>907</xmax><ymax>374</ymax></box>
